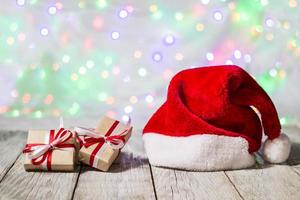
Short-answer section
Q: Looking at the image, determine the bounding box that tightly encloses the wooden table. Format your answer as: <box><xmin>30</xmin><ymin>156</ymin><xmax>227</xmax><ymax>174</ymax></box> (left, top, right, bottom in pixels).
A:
<box><xmin>0</xmin><ymin>126</ymin><xmax>300</xmax><ymax>200</ymax></box>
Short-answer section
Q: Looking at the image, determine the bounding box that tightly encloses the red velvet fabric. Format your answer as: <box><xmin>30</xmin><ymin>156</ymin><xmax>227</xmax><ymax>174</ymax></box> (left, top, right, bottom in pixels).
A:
<box><xmin>143</xmin><ymin>65</ymin><xmax>281</xmax><ymax>153</ymax></box>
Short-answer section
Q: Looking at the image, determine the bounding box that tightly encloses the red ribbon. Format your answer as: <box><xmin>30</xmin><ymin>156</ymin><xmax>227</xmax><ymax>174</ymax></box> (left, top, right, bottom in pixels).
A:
<box><xmin>83</xmin><ymin>134</ymin><xmax>126</xmax><ymax>148</ymax></box>
<box><xmin>23</xmin><ymin>128</ymin><xmax>75</xmax><ymax>170</ymax></box>
<box><xmin>76</xmin><ymin>136</ymin><xmax>85</xmax><ymax>148</ymax></box>
<box><xmin>89</xmin><ymin>120</ymin><xmax>120</xmax><ymax>167</ymax></box>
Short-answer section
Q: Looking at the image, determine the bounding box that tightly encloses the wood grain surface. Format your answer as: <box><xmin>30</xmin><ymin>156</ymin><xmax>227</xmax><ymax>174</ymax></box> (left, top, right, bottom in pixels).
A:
<box><xmin>0</xmin><ymin>126</ymin><xmax>299</xmax><ymax>200</ymax></box>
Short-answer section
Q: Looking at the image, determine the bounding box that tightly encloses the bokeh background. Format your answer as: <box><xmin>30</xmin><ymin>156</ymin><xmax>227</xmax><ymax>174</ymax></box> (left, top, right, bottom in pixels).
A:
<box><xmin>0</xmin><ymin>0</ymin><xmax>300</xmax><ymax>129</ymax></box>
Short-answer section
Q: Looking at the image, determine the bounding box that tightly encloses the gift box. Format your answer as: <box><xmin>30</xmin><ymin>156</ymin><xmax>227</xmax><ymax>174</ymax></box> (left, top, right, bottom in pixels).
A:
<box><xmin>23</xmin><ymin>128</ymin><xmax>76</xmax><ymax>171</ymax></box>
<box><xmin>78</xmin><ymin>116</ymin><xmax>132</xmax><ymax>171</ymax></box>
<box><xmin>75</xmin><ymin>135</ymin><xmax>85</xmax><ymax>165</ymax></box>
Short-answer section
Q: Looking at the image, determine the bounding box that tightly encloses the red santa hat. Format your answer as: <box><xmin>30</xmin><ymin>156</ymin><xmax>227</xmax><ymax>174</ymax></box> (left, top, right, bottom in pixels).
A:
<box><xmin>143</xmin><ymin>65</ymin><xmax>291</xmax><ymax>171</ymax></box>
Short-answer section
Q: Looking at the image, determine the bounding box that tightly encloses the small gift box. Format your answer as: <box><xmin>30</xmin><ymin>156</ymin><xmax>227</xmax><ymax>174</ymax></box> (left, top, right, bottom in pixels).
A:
<box><xmin>76</xmin><ymin>116</ymin><xmax>132</xmax><ymax>171</ymax></box>
<box><xmin>23</xmin><ymin>128</ymin><xmax>76</xmax><ymax>171</ymax></box>
<box><xmin>74</xmin><ymin>135</ymin><xmax>85</xmax><ymax>165</ymax></box>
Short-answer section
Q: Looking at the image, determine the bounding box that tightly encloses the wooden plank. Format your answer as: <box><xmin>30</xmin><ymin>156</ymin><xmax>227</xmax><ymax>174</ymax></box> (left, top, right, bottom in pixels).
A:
<box><xmin>0</xmin><ymin>155</ymin><xmax>80</xmax><ymax>200</ymax></box>
<box><xmin>225</xmin><ymin>165</ymin><xmax>300</xmax><ymax>200</ymax></box>
<box><xmin>151</xmin><ymin>167</ymin><xmax>242</xmax><ymax>200</ymax></box>
<box><xmin>0</xmin><ymin>131</ymin><xmax>26</xmax><ymax>181</ymax></box>
<box><xmin>225</xmin><ymin>126</ymin><xmax>300</xmax><ymax>200</ymax></box>
<box><xmin>73</xmin><ymin>130</ymin><xmax>156</xmax><ymax>200</ymax></box>
<box><xmin>73</xmin><ymin>157</ymin><xmax>155</xmax><ymax>200</ymax></box>
<box><xmin>294</xmin><ymin>165</ymin><xmax>300</xmax><ymax>175</ymax></box>
<box><xmin>284</xmin><ymin>126</ymin><xmax>300</xmax><ymax>175</ymax></box>
<box><xmin>284</xmin><ymin>126</ymin><xmax>300</xmax><ymax>165</ymax></box>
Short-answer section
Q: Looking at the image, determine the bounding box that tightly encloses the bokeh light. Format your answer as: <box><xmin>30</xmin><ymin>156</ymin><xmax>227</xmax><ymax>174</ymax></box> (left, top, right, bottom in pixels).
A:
<box><xmin>145</xmin><ymin>95</ymin><xmax>154</xmax><ymax>103</ymax></box>
<box><xmin>206</xmin><ymin>52</ymin><xmax>214</xmax><ymax>61</ymax></box>
<box><xmin>40</xmin><ymin>28</ymin><xmax>49</xmax><ymax>36</ymax></box>
<box><xmin>213</xmin><ymin>11</ymin><xmax>223</xmax><ymax>21</ymax></box>
<box><xmin>111</xmin><ymin>31</ymin><xmax>120</xmax><ymax>40</ymax></box>
<box><xmin>48</xmin><ymin>6</ymin><xmax>57</xmax><ymax>15</ymax></box>
<box><xmin>138</xmin><ymin>68</ymin><xmax>147</xmax><ymax>77</ymax></box>
<box><xmin>195</xmin><ymin>23</ymin><xmax>205</xmax><ymax>32</ymax></box>
<box><xmin>118</xmin><ymin>9</ymin><xmax>128</xmax><ymax>19</ymax></box>
<box><xmin>152</xmin><ymin>52</ymin><xmax>163</xmax><ymax>62</ymax></box>
<box><xmin>163</xmin><ymin>34</ymin><xmax>176</xmax><ymax>46</ymax></box>
<box><xmin>0</xmin><ymin>1</ymin><xmax>298</xmax><ymax>126</ymax></box>
<box><xmin>16</xmin><ymin>0</ymin><xmax>25</xmax><ymax>6</ymax></box>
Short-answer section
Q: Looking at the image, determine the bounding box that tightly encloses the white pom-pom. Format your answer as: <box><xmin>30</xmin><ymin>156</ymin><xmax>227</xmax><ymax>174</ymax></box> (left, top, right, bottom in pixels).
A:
<box><xmin>263</xmin><ymin>133</ymin><xmax>291</xmax><ymax>163</ymax></box>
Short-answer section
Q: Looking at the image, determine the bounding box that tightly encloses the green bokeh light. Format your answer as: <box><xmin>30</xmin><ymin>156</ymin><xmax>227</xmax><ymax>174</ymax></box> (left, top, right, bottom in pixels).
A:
<box><xmin>257</xmin><ymin>70</ymin><xmax>286</xmax><ymax>94</ymax></box>
<box><xmin>98</xmin><ymin>92</ymin><xmax>108</xmax><ymax>101</ymax></box>
<box><xmin>280</xmin><ymin>117</ymin><xmax>286</xmax><ymax>125</ymax></box>
<box><xmin>12</xmin><ymin>109</ymin><xmax>20</xmax><ymax>117</ymax></box>
<box><xmin>175</xmin><ymin>12</ymin><xmax>184</xmax><ymax>21</ymax></box>
<box><xmin>34</xmin><ymin>110</ymin><xmax>42</xmax><ymax>118</ymax></box>
<box><xmin>104</xmin><ymin>56</ymin><xmax>113</xmax><ymax>66</ymax></box>
<box><xmin>69</xmin><ymin>102</ymin><xmax>80</xmax><ymax>115</ymax></box>
<box><xmin>152</xmin><ymin>10</ymin><xmax>163</xmax><ymax>20</ymax></box>
<box><xmin>30</xmin><ymin>0</ymin><xmax>38</xmax><ymax>5</ymax></box>
<box><xmin>9</xmin><ymin>23</ymin><xmax>18</xmax><ymax>32</ymax></box>
<box><xmin>96</xmin><ymin>0</ymin><xmax>108</xmax><ymax>9</ymax></box>
<box><xmin>235</xmin><ymin>0</ymin><xmax>263</xmax><ymax>26</ymax></box>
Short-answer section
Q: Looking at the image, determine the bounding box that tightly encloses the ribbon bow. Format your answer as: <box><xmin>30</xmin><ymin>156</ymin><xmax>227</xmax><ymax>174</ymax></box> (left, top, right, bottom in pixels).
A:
<box><xmin>23</xmin><ymin>128</ymin><xmax>75</xmax><ymax>170</ymax></box>
<box><xmin>74</xmin><ymin>127</ymin><xmax>128</xmax><ymax>149</ymax></box>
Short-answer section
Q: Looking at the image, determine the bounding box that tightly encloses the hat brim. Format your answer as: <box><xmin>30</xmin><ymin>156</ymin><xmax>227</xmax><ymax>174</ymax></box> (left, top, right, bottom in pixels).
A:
<box><xmin>143</xmin><ymin>133</ymin><xmax>256</xmax><ymax>171</ymax></box>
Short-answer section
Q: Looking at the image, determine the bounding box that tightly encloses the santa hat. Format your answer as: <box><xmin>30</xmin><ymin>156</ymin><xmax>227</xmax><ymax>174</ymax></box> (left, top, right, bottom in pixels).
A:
<box><xmin>143</xmin><ymin>65</ymin><xmax>291</xmax><ymax>171</ymax></box>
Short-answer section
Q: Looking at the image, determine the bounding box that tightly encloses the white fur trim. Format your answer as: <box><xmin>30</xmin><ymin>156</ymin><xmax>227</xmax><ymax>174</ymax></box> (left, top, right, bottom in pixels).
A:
<box><xmin>263</xmin><ymin>133</ymin><xmax>291</xmax><ymax>163</ymax></box>
<box><xmin>143</xmin><ymin>133</ymin><xmax>256</xmax><ymax>171</ymax></box>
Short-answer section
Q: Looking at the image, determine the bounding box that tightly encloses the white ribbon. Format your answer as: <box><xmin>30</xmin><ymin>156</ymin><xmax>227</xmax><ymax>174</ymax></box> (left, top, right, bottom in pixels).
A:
<box><xmin>26</xmin><ymin>129</ymin><xmax>73</xmax><ymax>160</ymax></box>
<box><xmin>75</xmin><ymin>127</ymin><xmax>103</xmax><ymax>138</ymax></box>
<box><xmin>74</xmin><ymin>127</ymin><xmax>127</xmax><ymax>149</ymax></box>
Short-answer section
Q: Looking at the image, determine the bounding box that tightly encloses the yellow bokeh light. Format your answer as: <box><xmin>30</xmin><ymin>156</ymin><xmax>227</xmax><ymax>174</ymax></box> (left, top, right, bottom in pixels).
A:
<box><xmin>175</xmin><ymin>53</ymin><xmax>184</xmax><ymax>61</ymax></box>
<box><xmin>71</xmin><ymin>73</ymin><xmax>78</xmax><ymax>81</ymax></box>
<box><xmin>149</xmin><ymin>4</ymin><xmax>158</xmax><ymax>12</ymax></box>
<box><xmin>7</xmin><ymin>37</ymin><xmax>15</xmax><ymax>45</ymax></box>
<box><xmin>289</xmin><ymin>0</ymin><xmax>297</xmax><ymax>8</ymax></box>
<box><xmin>283</xmin><ymin>21</ymin><xmax>290</xmax><ymax>30</ymax></box>
<box><xmin>101</xmin><ymin>70</ymin><xmax>109</xmax><ymax>79</ymax></box>
<box><xmin>134</xmin><ymin>50</ymin><xmax>142</xmax><ymax>59</ymax></box>
<box><xmin>266</xmin><ymin>33</ymin><xmax>274</xmax><ymax>41</ymax></box>
<box><xmin>278</xmin><ymin>69</ymin><xmax>287</xmax><ymax>79</ymax></box>
<box><xmin>251</xmin><ymin>27</ymin><xmax>262</xmax><ymax>38</ymax></box>
<box><xmin>129</xmin><ymin>96</ymin><xmax>138</xmax><ymax>104</ymax></box>
<box><xmin>231</xmin><ymin>12</ymin><xmax>240</xmax><ymax>22</ymax></box>
<box><xmin>78</xmin><ymin>1</ymin><xmax>85</xmax><ymax>8</ymax></box>
<box><xmin>295</xmin><ymin>48</ymin><xmax>300</xmax><ymax>57</ymax></box>
<box><xmin>106</xmin><ymin>96</ymin><xmax>115</xmax><ymax>104</ymax></box>
<box><xmin>52</xmin><ymin>109</ymin><xmax>61</xmax><ymax>117</ymax></box>
<box><xmin>195</xmin><ymin>23</ymin><xmax>204</xmax><ymax>32</ymax></box>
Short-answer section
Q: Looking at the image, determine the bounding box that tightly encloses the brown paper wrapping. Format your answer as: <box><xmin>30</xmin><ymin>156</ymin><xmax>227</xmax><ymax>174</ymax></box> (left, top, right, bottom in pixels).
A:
<box><xmin>79</xmin><ymin>116</ymin><xmax>132</xmax><ymax>171</ymax></box>
<box><xmin>74</xmin><ymin>136</ymin><xmax>84</xmax><ymax>165</ymax></box>
<box><xmin>24</xmin><ymin>129</ymin><xmax>76</xmax><ymax>171</ymax></box>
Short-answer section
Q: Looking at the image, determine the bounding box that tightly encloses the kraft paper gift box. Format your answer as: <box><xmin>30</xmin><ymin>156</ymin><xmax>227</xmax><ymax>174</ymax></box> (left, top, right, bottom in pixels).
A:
<box><xmin>75</xmin><ymin>135</ymin><xmax>85</xmax><ymax>165</ymax></box>
<box><xmin>78</xmin><ymin>116</ymin><xmax>132</xmax><ymax>171</ymax></box>
<box><xmin>23</xmin><ymin>128</ymin><xmax>76</xmax><ymax>171</ymax></box>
